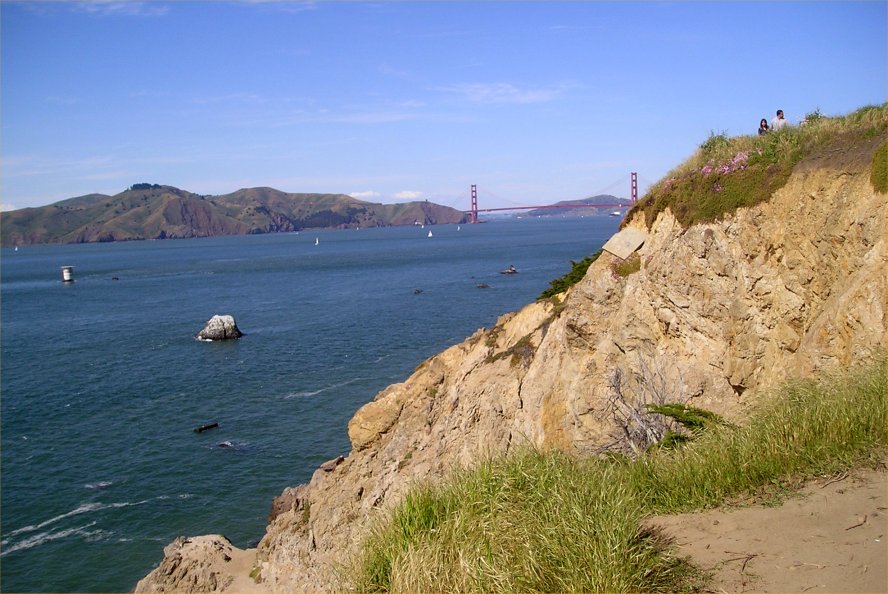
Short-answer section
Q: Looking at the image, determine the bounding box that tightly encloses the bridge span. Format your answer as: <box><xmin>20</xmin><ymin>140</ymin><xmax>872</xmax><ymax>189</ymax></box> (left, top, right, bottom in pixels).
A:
<box><xmin>465</xmin><ymin>173</ymin><xmax>638</xmax><ymax>223</ymax></box>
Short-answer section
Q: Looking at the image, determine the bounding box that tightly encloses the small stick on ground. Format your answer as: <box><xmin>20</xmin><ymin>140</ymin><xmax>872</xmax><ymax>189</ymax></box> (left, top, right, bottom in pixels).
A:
<box><xmin>845</xmin><ymin>514</ymin><xmax>868</xmax><ymax>530</ymax></box>
<box><xmin>722</xmin><ymin>552</ymin><xmax>759</xmax><ymax>573</ymax></box>
<box><xmin>821</xmin><ymin>471</ymin><xmax>849</xmax><ymax>488</ymax></box>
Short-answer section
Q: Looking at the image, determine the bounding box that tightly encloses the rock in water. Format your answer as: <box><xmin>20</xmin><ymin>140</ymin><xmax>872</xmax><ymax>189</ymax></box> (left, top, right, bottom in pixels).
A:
<box><xmin>197</xmin><ymin>315</ymin><xmax>243</xmax><ymax>341</ymax></box>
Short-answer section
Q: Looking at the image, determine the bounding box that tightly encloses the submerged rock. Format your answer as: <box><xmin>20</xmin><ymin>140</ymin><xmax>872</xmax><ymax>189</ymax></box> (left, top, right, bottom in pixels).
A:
<box><xmin>197</xmin><ymin>315</ymin><xmax>243</xmax><ymax>341</ymax></box>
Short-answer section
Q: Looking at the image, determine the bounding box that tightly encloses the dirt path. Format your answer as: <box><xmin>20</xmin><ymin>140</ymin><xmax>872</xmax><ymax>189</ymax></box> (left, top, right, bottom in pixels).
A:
<box><xmin>651</xmin><ymin>467</ymin><xmax>887</xmax><ymax>593</ymax></box>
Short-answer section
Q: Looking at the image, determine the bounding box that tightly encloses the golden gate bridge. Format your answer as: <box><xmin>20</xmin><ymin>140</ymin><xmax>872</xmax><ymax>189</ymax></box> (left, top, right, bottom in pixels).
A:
<box><xmin>463</xmin><ymin>172</ymin><xmax>639</xmax><ymax>224</ymax></box>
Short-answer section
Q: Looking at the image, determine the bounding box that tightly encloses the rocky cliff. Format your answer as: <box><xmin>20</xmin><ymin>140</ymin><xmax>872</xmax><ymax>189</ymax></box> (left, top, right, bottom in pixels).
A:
<box><xmin>136</xmin><ymin>130</ymin><xmax>886</xmax><ymax>593</ymax></box>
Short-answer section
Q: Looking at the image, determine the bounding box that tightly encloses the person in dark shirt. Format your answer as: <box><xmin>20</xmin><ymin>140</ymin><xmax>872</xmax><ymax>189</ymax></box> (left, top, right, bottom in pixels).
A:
<box><xmin>758</xmin><ymin>118</ymin><xmax>770</xmax><ymax>135</ymax></box>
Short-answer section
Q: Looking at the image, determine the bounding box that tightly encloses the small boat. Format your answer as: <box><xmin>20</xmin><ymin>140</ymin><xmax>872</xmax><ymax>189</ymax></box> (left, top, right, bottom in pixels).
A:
<box><xmin>194</xmin><ymin>422</ymin><xmax>219</xmax><ymax>434</ymax></box>
<box><xmin>609</xmin><ymin>211</ymin><xmax>622</xmax><ymax>217</ymax></box>
<box><xmin>500</xmin><ymin>265</ymin><xmax>518</xmax><ymax>274</ymax></box>
<box><xmin>315</xmin><ymin>237</ymin><xmax>319</xmax><ymax>245</ymax></box>
<box><xmin>428</xmin><ymin>230</ymin><xmax>433</xmax><ymax>238</ymax></box>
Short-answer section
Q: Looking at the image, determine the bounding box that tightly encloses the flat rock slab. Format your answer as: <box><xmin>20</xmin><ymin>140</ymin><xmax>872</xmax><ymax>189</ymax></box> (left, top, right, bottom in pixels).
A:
<box><xmin>602</xmin><ymin>227</ymin><xmax>647</xmax><ymax>260</ymax></box>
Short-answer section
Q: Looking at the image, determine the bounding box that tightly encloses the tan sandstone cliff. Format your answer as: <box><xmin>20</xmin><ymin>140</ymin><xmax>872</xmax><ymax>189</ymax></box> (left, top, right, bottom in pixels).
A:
<box><xmin>136</xmin><ymin>132</ymin><xmax>887</xmax><ymax>593</ymax></box>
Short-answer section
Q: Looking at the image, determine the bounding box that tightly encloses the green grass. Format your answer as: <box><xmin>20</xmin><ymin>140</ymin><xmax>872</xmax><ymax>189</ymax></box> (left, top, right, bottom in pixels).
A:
<box><xmin>626</xmin><ymin>104</ymin><xmax>887</xmax><ymax>229</ymax></box>
<box><xmin>349</xmin><ymin>361</ymin><xmax>886</xmax><ymax>592</ymax></box>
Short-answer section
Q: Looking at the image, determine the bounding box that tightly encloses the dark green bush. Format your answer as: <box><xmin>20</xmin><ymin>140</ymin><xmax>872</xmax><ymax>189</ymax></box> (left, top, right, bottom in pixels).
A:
<box><xmin>538</xmin><ymin>250</ymin><xmax>602</xmax><ymax>299</ymax></box>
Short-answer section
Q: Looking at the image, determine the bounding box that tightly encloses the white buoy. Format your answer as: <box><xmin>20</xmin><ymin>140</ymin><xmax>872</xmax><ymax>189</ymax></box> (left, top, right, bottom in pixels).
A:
<box><xmin>61</xmin><ymin>266</ymin><xmax>74</xmax><ymax>283</ymax></box>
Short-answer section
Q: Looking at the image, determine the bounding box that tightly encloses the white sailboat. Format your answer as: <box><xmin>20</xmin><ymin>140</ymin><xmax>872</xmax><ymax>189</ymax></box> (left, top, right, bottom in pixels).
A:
<box><xmin>427</xmin><ymin>230</ymin><xmax>433</xmax><ymax>238</ymax></box>
<box><xmin>315</xmin><ymin>237</ymin><xmax>319</xmax><ymax>245</ymax></box>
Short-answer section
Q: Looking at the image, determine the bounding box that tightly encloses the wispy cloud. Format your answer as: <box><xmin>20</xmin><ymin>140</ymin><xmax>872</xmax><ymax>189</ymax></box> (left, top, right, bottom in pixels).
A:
<box><xmin>329</xmin><ymin>111</ymin><xmax>422</xmax><ymax>124</ymax></box>
<box><xmin>2</xmin><ymin>154</ymin><xmax>116</xmax><ymax>178</ymax></box>
<box><xmin>45</xmin><ymin>95</ymin><xmax>79</xmax><ymax>105</ymax></box>
<box><xmin>1</xmin><ymin>153</ymin><xmax>195</xmax><ymax>180</ymax></box>
<box><xmin>228</xmin><ymin>105</ymin><xmax>471</xmax><ymax>128</ymax></box>
<box><xmin>548</xmin><ymin>24</ymin><xmax>605</xmax><ymax>32</ymax></box>
<box><xmin>190</xmin><ymin>92</ymin><xmax>266</xmax><ymax>105</ymax></box>
<box><xmin>228</xmin><ymin>0</ymin><xmax>318</xmax><ymax>14</ymax></box>
<box><xmin>436</xmin><ymin>82</ymin><xmax>569</xmax><ymax>104</ymax></box>
<box><xmin>377</xmin><ymin>63</ymin><xmax>413</xmax><ymax>79</ymax></box>
<box><xmin>561</xmin><ymin>160</ymin><xmax>627</xmax><ymax>172</ymax></box>
<box><xmin>72</xmin><ymin>1</ymin><xmax>170</xmax><ymax>17</ymax></box>
<box><xmin>350</xmin><ymin>190</ymin><xmax>381</xmax><ymax>199</ymax></box>
<box><xmin>0</xmin><ymin>202</ymin><xmax>19</xmax><ymax>212</ymax></box>
<box><xmin>394</xmin><ymin>190</ymin><xmax>423</xmax><ymax>200</ymax></box>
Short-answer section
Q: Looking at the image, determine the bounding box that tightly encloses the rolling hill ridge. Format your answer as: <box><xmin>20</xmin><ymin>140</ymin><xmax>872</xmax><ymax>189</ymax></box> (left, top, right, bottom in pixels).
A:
<box><xmin>0</xmin><ymin>184</ymin><xmax>467</xmax><ymax>246</ymax></box>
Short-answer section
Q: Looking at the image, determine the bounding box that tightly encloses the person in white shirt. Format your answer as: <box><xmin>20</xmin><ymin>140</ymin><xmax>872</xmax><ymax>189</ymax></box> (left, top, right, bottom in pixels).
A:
<box><xmin>771</xmin><ymin>109</ymin><xmax>788</xmax><ymax>130</ymax></box>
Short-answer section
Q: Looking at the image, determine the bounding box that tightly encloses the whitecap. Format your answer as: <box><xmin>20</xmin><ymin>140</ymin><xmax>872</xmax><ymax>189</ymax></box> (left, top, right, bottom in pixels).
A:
<box><xmin>84</xmin><ymin>481</ymin><xmax>113</xmax><ymax>490</ymax></box>
<box><xmin>283</xmin><ymin>376</ymin><xmax>368</xmax><ymax>399</ymax></box>
<box><xmin>4</xmin><ymin>499</ymin><xmax>149</xmax><ymax>539</ymax></box>
<box><xmin>3</xmin><ymin>503</ymin><xmax>104</xmax><ymax>538</ymax></box>
<box><xmin>1</xmin><ymin>522</ymin><xmax>98</xmax><ymax>556</ymax></box>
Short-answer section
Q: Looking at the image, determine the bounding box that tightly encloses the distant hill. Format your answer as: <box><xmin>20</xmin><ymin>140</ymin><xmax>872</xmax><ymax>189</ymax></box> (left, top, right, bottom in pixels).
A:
<box><xmin>0</xmin><ymin>185</ymin><xmax>467</xmax><ymax>246</ymax></box>
<box><xmin>521</xmin><ymin>194</ymin><xmax>631</xmax><ymax>217</ymax></box>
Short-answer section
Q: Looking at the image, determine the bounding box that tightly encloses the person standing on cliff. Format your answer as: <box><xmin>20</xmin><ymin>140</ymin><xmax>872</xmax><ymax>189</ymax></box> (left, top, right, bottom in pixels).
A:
<box><xmin>771</xmin><ymin>109</ymin><xmax>788</xmax><ymax>130</ymax></box>
<box><xmin>758</xmin><ymin>118</ymin><xmax>770</xmax><ymax>135</ymax></box>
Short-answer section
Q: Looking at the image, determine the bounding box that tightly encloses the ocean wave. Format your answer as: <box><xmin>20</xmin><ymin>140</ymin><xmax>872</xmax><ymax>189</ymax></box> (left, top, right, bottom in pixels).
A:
<box><xmin>2</xmin><ymin>499</ymin><xmax>150</xmax><ymax>541</ymax></box>
<box><xmin>84</xmin><ymin>481</ymin><xmax>114</xmax><ymax>490</ymax></box>
<box><xmin>283</xmin><ymin>376</ymin><xmax>369</xmax><ymax>400</ymax></box>
<box><xmin>3</xmin><ymin>503</ymin><xmax>104</xmax><ymax>540</ymax></box>
<box><xmin>1</xmin><ymin>522</ymin><xmax>100</xmax><ymax>556</ymax></box>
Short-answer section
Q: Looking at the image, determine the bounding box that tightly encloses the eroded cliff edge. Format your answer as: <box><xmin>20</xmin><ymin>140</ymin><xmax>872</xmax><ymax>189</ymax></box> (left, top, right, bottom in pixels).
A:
<box><xmin>136</xmin><ymin>132</ymin><xmax>886</xmax><ymax>593</ymax></box>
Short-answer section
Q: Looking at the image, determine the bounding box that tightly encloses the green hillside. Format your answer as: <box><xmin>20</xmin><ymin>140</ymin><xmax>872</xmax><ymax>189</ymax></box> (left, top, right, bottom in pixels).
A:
<box><xmin>524</xmin><ymin>194</ymin><xmax>630</xmax><ymax>217</ymax></box>
<box><xmin>0</xmin><ymin>185</ymin><xmax>467</xmax><ymax>246</ymax></box>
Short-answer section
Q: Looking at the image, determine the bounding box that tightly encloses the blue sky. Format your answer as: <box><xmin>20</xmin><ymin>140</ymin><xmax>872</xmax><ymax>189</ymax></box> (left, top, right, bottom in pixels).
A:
<box><xmin>2</xmin><ymin>1</ymin><xmax>886</xmax><ymax>211</ymax></box>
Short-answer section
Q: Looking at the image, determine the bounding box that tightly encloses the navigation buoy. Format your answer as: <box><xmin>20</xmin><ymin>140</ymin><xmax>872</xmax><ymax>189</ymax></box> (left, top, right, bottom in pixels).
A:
<box><xmin>61</xmin><ymin>266</ymin><xmax>74</xmax><ymax>283</ymax></box>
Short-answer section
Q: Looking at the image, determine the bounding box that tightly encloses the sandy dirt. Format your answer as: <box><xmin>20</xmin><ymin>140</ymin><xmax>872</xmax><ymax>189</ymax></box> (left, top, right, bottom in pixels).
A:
<box><xmin>651</xmin><ymin>466</ymin><xmax>887</xmax><ymax>593</ymax></box>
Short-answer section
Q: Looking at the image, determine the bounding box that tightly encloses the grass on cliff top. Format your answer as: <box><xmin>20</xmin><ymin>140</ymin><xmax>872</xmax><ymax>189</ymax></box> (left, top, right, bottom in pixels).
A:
<box><xmin>348</xmin><ymin>361</ymin><xmax>886</xmax><ymax>593</ymax></box>
<box><xmin>626</xmin><ymin>103</ymin><xmax>887</xmax><ymax>229</ymax></box>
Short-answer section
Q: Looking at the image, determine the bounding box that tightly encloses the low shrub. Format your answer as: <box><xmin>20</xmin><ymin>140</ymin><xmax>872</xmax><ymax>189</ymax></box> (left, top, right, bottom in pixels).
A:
<box><xmin>537</xmin><ymin>250</ymin><xmax>602</xmax><ymax>299</ymax></box>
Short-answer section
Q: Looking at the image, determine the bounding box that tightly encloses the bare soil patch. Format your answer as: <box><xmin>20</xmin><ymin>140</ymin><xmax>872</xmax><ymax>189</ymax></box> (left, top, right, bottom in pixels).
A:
<box><xmin>651</xmin><ymin>466</ymin><xmax>887</xmax><ymax>593</ymax></box>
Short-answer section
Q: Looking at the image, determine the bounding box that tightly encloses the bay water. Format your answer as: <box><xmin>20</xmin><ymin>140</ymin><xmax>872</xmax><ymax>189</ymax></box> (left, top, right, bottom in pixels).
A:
<box><xmin>1</xmin><ymin>217</ymin><xmax>620</xmax><ymax>592</ymax></box>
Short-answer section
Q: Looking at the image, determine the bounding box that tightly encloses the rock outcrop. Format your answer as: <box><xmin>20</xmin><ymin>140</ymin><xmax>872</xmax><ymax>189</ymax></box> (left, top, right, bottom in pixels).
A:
<box><xmin>197</xmin><ymin>315</ymin><xmax>243</xmax><ymax>341</ymax></box>
<box><xmin>134</xmin><ymin>535</ymin><xmax>260</xmax><ymax>593</ymax></box>
<box><xmin>137</xmin><ymin>132</ymin><xmax>887</xmax><ymax>592</ymax></box>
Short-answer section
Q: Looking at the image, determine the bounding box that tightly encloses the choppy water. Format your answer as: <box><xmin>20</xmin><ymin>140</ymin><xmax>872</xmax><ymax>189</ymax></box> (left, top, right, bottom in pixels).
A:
<box><xmin>0</xmin><ymin>217</ymin><xmax>620</xmax><ymax>592</ymax></box>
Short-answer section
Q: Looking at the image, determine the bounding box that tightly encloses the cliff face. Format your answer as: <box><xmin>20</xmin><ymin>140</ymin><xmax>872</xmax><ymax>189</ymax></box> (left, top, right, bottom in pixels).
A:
<box><xmin>136</xmin><ymin>134</ymin><xmax>886</xmax><ymax>593</ymax></box>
